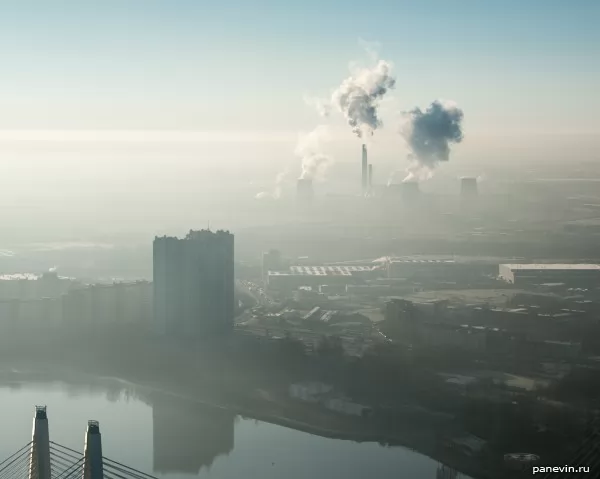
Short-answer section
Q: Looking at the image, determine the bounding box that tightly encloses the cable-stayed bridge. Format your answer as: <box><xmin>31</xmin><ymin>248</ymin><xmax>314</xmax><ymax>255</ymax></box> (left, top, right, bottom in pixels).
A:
<box><xmin>0</xmin><ymin>407</ymin><xmax>157</xmax><ymax>479</ymax></box>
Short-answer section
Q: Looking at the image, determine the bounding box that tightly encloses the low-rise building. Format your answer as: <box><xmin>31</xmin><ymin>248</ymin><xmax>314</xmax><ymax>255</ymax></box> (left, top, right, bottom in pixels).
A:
<box><xmin>499</xmin><ymin>264</ymin><xmax>600</xmax><ymax>286</ymax></box>
<box><xmin>62</xmin><ymin>280</ymin><xmax>152</xmax><ymax>327</ymax></box>
<box><xmin>268</xmin><ymin>265</ymin><xmax>376</xmax><ymax>291</ymax></box>
<box><xmin>420</xmin><ymin>323</ymin><xmax>487</xmax><ymax>353</ymax></box>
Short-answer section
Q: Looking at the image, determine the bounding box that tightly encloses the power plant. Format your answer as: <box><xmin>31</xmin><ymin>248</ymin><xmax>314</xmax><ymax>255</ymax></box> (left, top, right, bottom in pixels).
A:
<box><xmin>384</xmin><ymin>181</ymin><xmax>420</xmax><ymax>201</ymax></box>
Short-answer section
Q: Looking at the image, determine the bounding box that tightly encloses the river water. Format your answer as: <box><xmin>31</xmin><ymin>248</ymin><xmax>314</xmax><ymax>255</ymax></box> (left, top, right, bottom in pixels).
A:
<box><xmin>0</xmin><ymin>371</ymin><xmax>469</xmax><ymax>479</ymax></box>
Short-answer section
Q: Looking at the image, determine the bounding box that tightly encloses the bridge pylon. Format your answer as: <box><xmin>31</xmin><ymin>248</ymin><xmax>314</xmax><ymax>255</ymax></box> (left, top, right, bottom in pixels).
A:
<box><xmin>83</xmin><ymin>420</ymin><xmax>104</xmax><ymax>479</ymax></box>
<box><xmin>29</xmin><ymin>406</ymin><xmax>51</xmax><ymax>479</ymax></box>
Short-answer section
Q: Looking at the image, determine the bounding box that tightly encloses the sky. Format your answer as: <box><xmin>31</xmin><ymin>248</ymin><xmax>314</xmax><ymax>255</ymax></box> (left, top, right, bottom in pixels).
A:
<box><xmin>0</xmin><ymin>0</ymin><xmax>598</xmax><ymax>137</ymax></box>
<box><xmin>0</xmin><ymin>0</ymin><xmax>599</xmax><ymax>242</ymax></box>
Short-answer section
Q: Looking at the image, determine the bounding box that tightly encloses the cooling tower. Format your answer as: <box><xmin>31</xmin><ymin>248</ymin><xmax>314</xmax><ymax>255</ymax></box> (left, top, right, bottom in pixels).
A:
<box><xmin>296</xmin><ymin>178</ymin><xmax>314</xmax><ymax>203</ymax></box>
<box><xmin>460</xmin><ymin>177</ymin><xmax>478</xmax><ymax>197</ymax></box>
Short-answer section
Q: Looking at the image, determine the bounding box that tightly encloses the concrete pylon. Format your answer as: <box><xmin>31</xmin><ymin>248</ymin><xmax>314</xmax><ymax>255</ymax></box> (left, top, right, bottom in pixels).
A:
<box><xmin>83</xmin><ymin>420</ymin><xmax>104</xmax><ymax>479</ymax></box>
<box><xmin>29</xmin><ymin>406</ymin><xmax>51</xmax><ymax>479</ymax></box>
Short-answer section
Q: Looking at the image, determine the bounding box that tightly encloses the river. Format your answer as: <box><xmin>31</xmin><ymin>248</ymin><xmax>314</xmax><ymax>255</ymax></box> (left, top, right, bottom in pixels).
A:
<box><xmin>0</xmin><ymin>370</ymin><xmax>470</xmax><ymax>479</ymax></box>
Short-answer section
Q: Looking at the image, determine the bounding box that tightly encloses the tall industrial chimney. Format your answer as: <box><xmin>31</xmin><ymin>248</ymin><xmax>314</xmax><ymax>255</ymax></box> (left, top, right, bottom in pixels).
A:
<box><xmin>368</xmin><ymin>164</ymin><xmax>373</xmax><ymax>191</ymax></box>
<box><xmin>361</xmin><ymin>144</ymin><xmax>368</xmax><ymax>195</ymax></box>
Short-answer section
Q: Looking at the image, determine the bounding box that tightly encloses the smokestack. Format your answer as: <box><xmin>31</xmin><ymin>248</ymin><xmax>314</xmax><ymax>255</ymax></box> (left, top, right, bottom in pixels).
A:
<box><xmin>361</xmin><ymin>144</ymin><xmax>368</xmax><ymax>195</ymax></box>
<box><xmin>296</xmin><ymin>178</ymin><xmax>314</xmax><ymax>203</ymax></box>
<box><xmin>368</xmin><ymin>164</ymin><xmax>373</xmax><ymax>190</ymax></box>
<box><xmin>460</xmin><ymin>177</ymin><xmax>478</xmax><ymax>197</ymax></box>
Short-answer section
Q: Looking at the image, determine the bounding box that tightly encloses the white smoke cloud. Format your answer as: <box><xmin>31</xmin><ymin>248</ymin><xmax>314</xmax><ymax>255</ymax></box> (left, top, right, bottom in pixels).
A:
<box><xmin>331</xmin><ymin>60</ymin><xmax>396</xmax><ymax>138</ymax></box>
<box><xmin>357</xmin><ymin>38</ymin><xmax>382</xmax><ymax>62</ymax></box>
<box><xmin>295</xmin><ymin>125</ymin><xmax>333</xmax><ymax>181</ymax></box>
<box><xmin>400</xmin><ymin>99</ymin><xmax>464</xmax><ymax>181</ymax></box>
<box><xmin>255</xmin><ymin>171</ymin><xmax>289</xmax><ymax>200</ymax></box>
<box><xmin>303</xmin><ymin>94</ymin><xmax>332</xmax><ymax>118</ymax></box>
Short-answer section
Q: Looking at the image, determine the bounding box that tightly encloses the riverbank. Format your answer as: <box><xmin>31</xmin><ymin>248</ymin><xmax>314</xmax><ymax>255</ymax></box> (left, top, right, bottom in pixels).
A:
<box><xmin>0</xmin><ymin>331</ymin><xmax>503</xmax><ymax>479</ymax></box>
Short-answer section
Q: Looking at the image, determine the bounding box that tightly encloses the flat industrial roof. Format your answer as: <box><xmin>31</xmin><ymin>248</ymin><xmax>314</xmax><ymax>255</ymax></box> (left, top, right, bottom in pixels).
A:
<box><xmin>268</xmin><ymin>270</ymin><xmax>352</xmax><ymax>277</ymax></box>
<box><xmin>389</xmin><ymin>259</ymin><xmax>455</xmax><ymax>264</ymax></box>
<box><xmin>502</xmin><ymin>264</ymin><xmax>600</xmax><ymax>271</ymax></box>
<box><xmin>289</xmin><ymin>266</ymin><xmax>373</xmax><ymax>275</ymax></box>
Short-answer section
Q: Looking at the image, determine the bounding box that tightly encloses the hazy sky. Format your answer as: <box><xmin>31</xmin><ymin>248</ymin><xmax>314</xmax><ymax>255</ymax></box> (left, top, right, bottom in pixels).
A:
<box><xmin>0</xmin><ymin>1</ymin><xmax>599</xmax><ymax>243</ymax></box>
<box><xmin>0</xmin><ymin>0</ymin><xmax>599</xmax><ymax>136</ymax></box>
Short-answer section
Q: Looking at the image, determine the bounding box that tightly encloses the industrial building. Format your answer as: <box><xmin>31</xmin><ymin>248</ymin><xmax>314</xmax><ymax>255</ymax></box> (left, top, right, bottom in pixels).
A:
<box><xmin>153</xmin><ymin>230</ymin><xmax>234</xmax><ymax>337</ymax></box>
<box><xmin>267</xmin><ymin>265</ymin><xmax>376</xmax><ymax>291</ymax></box>
<box><xmin>385</xmin><ymin>256</ymin><xmax>501</xmax><ymax>282</ymax></box>
<box><xmin>499</xmin><ymin>264</ymin><xmax>600</xmax><ymax>286</ymax></box>
<box><xmin>460</xmin><ymin>177</ymin><xmax>478</xmax><ymax>197</ymax></box>
<box><xmin>261</xmin><ymin>249</ymin><xmax>283</xmax><ymax>281</ymax></box>
<box><xmin>385</xmin><ymin>182</ymin><xmax>420</xmax><ymax>201</ymax></box>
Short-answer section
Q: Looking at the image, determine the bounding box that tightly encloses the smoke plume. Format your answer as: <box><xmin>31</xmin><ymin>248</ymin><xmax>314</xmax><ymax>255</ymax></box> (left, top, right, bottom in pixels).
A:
<box><xmin>255</xmin><ymin>171</ymin><xmax>289</xmax><ymax>200</ymax></box>
<box><xmin>303</xmin><ymin>94</ymin><xmax>332</xmax><ymax>118</ymax></box>
<box><xmin>331</xmin><ymin>60</ymin><xmax>395</xmax><ymax>138</ymax></box>
<box><xmin>296</xmin><ymin>125</ymin><xmax>333</xmax><ymax>181</ymax></box>
<box><xmin>401</xmin><ymin>100</ymin><xmax>464</xmax><ymax>181</ymax></box>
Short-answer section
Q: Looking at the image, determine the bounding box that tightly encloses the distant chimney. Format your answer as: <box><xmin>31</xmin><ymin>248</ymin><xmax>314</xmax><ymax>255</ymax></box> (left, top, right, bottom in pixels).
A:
<box><xmin>368</xmin><ymin>164</ymin><xmax>373</xmax><ymax>190</ymax></box>
<box><xmin>361</xmin><ymin>144</ymin><xmax>368</xmax><ymax>195</ymax></box>
<box><xmin>460</xmin><ymin>177</ymin><xmax>478</xmax><ymax>197</ymax></box>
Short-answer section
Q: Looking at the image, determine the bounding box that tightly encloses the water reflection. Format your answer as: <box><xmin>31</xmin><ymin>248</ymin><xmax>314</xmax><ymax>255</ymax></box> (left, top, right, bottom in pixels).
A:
<box><xmin>0</xmin><ymin>370</ymin><xmax>470</xmax><ymax>479</ymax></box>
<box><xmin>149</xmin><ymin>392</ymin><xmax>234</xmax><ymax>474</ymax></box>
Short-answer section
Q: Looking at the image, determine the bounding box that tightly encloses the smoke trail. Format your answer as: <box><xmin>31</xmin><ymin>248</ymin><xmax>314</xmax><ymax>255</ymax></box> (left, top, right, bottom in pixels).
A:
<box><xmin>400</xmin><ymin>100</ymin><xmax>464</xmax><ymax>181</ymax></box>
<box><xmin>255</xmin><ymin>171</ymin><xmax>289</xmax><ymax>200</ymax></box>
<box><xmin>303</xmin><ymin>94</ymin><xmax>332</xmax><ymax>118</ymax></box>
<box><xmin>296</xmin><ymin>125</ymin><xmax>333</xmax><ymax>181</ymax></box>
<box><xmin>331</xmin><ymin>60</ymin><xmax>395</xmax><ymax>138</ymax></box>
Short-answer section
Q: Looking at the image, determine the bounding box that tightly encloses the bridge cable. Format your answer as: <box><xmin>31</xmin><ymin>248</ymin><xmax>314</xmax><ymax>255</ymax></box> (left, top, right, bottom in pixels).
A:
<box><xmin>102</xmin><ymin>457</ymin><xmax>157</xmax><ymax>479</ymax></box>
<box><xmin>0</xmin><ymin>447</ymin><xmax>32</xmax><ymax>475</ymax></box>
<box><xmin>49</xmin><ymin>447</ymin><xmax>82</xmax><ymax>462</ymax></box>
<box><xmin>52</xmin><ymin>457</ymin><xmax>84</xmax><ymax>479</ymax></box>
<box><xmin>0</xmin><ymin>442</ymin><xmax>32</xmax><ymax>469</ymax></box>
<box><xmin>49</xmin><ymin>449</ymin><xmax>82</xmax><ymax>464</ymax></box>
<box><xmin>103</xmin><ymin>464</ymin><xmax>149</xmax><ymax>479</ymax></box>
<box><xmin>0</xmin><ymin>455</ymin><xmax>33</xmax><ymax>479</ymax></box>
<box><xmin>48</xmin><ymin>443</ymin><xmax>83</xmax><ymax>458</ymax></box>
<box><xmin>102</xmin><ymin>461</ymin><xmax>160</xmax><ymax>479</ymax></box>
